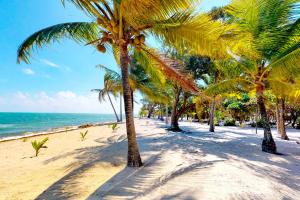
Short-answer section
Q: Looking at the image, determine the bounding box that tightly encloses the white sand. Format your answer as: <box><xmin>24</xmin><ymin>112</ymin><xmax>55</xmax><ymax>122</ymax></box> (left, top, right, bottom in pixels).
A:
<box><xmin>1</xmin><ymin>119</ymin><xmax>300</xmax><ymax>200</ymax></box>
<box><xmin>88</xmin><ymin>119</ymin><xmax>300</xmax><ymax>200</ymax></box>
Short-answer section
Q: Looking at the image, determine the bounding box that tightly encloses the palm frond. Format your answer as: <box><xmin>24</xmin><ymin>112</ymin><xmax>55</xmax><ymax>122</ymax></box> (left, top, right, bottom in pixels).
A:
<box><xmin>268</xmin><ymin>78</ymin><xmax>296</xmax><ymax>98</ymax></box>
<box><xmin>151</xmin><ymin>12</ymin><xmax>229</xmax><ymax>59</ymax></box>
<box><xmin>205</xmin><ymin>78</ymin><xmax>255</xmax><ymax>96</ymax></box>
<box><xmin>142</xmin><ymin>47</ymin><xmax>199</xmax><ymax>94</ymax></box>
<box><xmin>268</xmin><ymin>46</ymin><xmax>300</xmax><ymax>77</ymax></box>
<box><xmin>120</xmin><ymin>0</ymin><xmax>198</xmax><ymax>27</ymax></box>
<box><xmin>17</xmin><ymin>22</ymin><xmax>99</xmax><ymax>63</ymax></box>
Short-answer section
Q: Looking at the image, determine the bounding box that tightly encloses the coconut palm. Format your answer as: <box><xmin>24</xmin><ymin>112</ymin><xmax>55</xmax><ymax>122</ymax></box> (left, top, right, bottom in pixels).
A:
<box><xmin>92</xmin><ymin>66</ymin><xmax>121</xmax><ymax>122</ymax></box>
<box><xmin>223</xmin><ymin>0</ymin><xmax>300</xmax><ymax>153</ymax></box>
<box><xmin>17</xmin><ymin>0</ymin><xmax>227</xmax><ymax>166</ymax></box>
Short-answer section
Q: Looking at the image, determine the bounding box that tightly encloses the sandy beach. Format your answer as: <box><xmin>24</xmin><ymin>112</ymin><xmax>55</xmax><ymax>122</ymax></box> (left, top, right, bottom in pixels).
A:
<box><xmin>0</xmin><ymin>122</ymin><xmax>128</xmax><ymax>200</ymax></box>
<box><xmin>1</xmin><ymin>119</ymin><xmax>300</xmax><ymax>200</ymax></box>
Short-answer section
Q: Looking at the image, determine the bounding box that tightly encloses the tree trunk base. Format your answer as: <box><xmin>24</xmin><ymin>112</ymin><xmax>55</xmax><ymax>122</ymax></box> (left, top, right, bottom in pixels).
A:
<box><xmin>127</xmin><ymin>153</ymin><xmax>143</xmax><ymax>167</ymax></box>
<box><xmin>281</xmin><ymin>135</ymin><xmax>289</xmax><ymax>140</ymax></box>
<box><xmin>209</xmin><ymin>127</ymin><xmax>215</xmax><ymax>132</ymax></box>
<box><xmin>262</xmin><ymin>139</ymin><xmax>277</xmax><ymax>154</ymax></box>
<box><xmin>167</xmin><ymin>126</ymin><xmax>183</xmax><ymax>132</ymax></box>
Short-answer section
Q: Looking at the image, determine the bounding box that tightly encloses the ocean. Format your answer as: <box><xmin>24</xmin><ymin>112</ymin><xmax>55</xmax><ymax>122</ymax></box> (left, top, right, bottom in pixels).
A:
<box><xmin>0</xmin><ymin>112</ymin><xmax>118</xmax><ymax>139</ymax></box>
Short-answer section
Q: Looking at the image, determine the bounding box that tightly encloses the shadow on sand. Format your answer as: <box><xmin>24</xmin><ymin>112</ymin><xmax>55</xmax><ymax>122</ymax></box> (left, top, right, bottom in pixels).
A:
<box><xmin>35</xmin><ymin>120</ymin><xmax>300</xmax><ymax>200</ymax></box>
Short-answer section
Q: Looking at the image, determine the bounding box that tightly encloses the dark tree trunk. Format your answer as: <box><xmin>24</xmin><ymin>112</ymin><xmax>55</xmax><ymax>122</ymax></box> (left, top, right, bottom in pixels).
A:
<box><xmin>276</xmin><ymin>98</ymin><xmax>289</xmax><ymax>140</ymax></box>
<box><xmin>257</xmin><ymin>92</ymin><xmax>277</xmax><ymax>154</ymax></box>
<box><xmin>209</xmin><ymin>97</ymin><xmax>216</xmax><ymax>132</ymax></box>
<box><xmin>147</xmin><ymin>104</ymin><xmax>154</xmax><ymax>119</ymax></box>
<box><xmin>119</xmin><ymin>92</ymin><xmax>123</xmax><ymax>122</ymax></box>
<box><xmin>170</xmin><ymin>87</ymin><xmax>182</xmax><ymax>132</ymax></box>
<box><xmin>120</xmin><ymin>44</ymin><xmax>142</xmax><ymax>167</ymax></box>
<box><xmin>107</xmin><ymin>92</ymin><xmax>120</xmax><ymax>122</ymax></box>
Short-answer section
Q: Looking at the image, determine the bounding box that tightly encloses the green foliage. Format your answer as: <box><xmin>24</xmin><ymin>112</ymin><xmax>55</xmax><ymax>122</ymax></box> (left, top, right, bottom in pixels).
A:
<box><xmin>224</xmin><ymin>118</ymin><xmax>236</xmax><ymax>126</ymax></box>
<box><xmin>80</xmin><ymin>130</ymin><xmax>88</xmax><ymax>141</ymax></box>
<box><xmin>112</xmin><ymin>123</ymin><xmax>119</xmax><ymax>132</ymax></box>
<box><xmin>215</xmin><ymin>110</ymin><xmax>225</xmax><ymax>123</ymax></box>
<box><xmin>31</xmin><ymin>138</ymin><xmax>48</xmax><ymax>157</ymax></box>
<box><xmin>17</xmin><ymin>22</ymin><xmax>98</xmax><ymax>63</ymax></box>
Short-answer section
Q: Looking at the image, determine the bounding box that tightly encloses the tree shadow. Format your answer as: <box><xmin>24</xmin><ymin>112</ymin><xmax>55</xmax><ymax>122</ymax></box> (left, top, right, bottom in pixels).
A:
<box><xmin>34</xmin><ymin>120</ymin><xmax>300</xmax><ymax>200</ymax></box>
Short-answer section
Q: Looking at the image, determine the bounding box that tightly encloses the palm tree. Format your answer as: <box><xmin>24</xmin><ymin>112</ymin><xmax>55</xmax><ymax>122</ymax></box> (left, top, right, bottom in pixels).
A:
<box><xmin>92</xmin><ymin>65</ymin><xmax>122</xmax><ymax>122</ymax></box>
<box><xmin>224</xmin><ymin>0</ymin><xmax>300</xmax><ymax>153</ymax></box>
<box><xmin>17</xmin><ymin>0</ymin><xmax>225</xmax><ymax>166</ymax></box>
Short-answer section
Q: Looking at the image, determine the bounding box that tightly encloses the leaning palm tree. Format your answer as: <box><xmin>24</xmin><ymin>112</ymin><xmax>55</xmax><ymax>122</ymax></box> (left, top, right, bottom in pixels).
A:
<box><xmin>17</xmin><ymin>0</ymin><xmax>224</xmax><ymax>166</ymax></box>
<box><xmin>92</xmin><ymin>66</ymin><xmax>121</xmax><ymax>122</ymax></box>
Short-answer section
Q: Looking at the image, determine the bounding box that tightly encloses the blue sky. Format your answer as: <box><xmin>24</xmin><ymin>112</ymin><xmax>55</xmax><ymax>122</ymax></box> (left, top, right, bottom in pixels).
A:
<box><xmin>0</xmin><ymin>0</ymin><xmax>230</xmax><ymax>114</ymax></box>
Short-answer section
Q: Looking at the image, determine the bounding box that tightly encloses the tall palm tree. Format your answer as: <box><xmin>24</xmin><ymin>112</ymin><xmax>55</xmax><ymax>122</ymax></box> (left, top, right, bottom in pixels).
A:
<box><xmin>225</xmin><ymin>0</ymin><xmax>300</xmax><ymax>153</ymax></box>
<box><xmin>17</xmin><ymin>0</ymin><xmax>224</xmax><ymax>166</ymax></box>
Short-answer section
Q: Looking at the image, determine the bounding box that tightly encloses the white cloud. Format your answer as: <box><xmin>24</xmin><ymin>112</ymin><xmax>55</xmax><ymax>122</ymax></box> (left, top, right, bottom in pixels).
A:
<box><xmin>40</xmin><ymin>59</ymin><xmax>60</xmax><ymax>68</ymax></box>
<box><xmin>22</xmin><ymin>68</ymin><xmax>35</xmax><ymax>75</ymax></box>
<box><xmin>0</xmin><ymin>91</ymin><xmax>141</xmax><ymax>115</ymax></box>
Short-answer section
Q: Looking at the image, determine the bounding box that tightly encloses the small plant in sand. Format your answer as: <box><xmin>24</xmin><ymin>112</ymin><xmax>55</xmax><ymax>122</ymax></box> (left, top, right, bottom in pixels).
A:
<box><xmin>80</xmin><ymin>130</ymin><xmax>88</xmax><ymax>141</ymax></box>
<box><xmin>31</xmin><ymin>137</ymin><xmax>48</xmax><ymax>157</ymax></box>
<box><xmin>111</xmin><ymin>123</ymin><xmax>119</xmax><ymax>132</ymax></box>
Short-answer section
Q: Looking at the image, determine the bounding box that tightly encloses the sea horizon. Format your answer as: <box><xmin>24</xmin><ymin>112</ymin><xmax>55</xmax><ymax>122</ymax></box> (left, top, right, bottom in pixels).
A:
<box><xmin>0</xmin><ymin>112</ymin><xmax>121</xmax><ymax>139</ymax></box>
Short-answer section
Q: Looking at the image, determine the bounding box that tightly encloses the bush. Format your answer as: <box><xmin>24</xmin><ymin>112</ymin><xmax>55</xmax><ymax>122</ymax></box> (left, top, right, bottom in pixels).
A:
<box><xmin>31</xmin><ymin>137</ymin><xmax>48</xmax><ymax>157</ymax></box>
<box><xmin>224</xmin><ymin>118</ymin><xmax>236</xmax><ymax>126</ymax></box>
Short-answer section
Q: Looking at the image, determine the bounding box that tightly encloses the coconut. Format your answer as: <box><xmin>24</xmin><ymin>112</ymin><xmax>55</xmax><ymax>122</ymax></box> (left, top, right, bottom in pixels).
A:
<box><xmin>107</xmin><ymin>38</ymin><xmax>113</xmax><ymax>44</ymax></box>
<box><xmin>102</xmin><ymin>31</ymin><xmax>108</xmax><ymax>38</ymax></box>
<box><xmin>138</xmin><ymin>34</ymin><xmax>145</xmax><ymax>43</ymax></box>
<box><xmin>96</xmin><ymin>44</ymin><xmax>106</xmax><ymax>53</ymax></box>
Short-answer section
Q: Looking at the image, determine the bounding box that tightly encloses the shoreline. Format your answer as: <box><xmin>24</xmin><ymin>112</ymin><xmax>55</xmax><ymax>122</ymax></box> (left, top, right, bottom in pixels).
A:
<box><xmin>0</xmin><ymin>121</ymin><xmax>122</xmax><ymax>143</ymax></box>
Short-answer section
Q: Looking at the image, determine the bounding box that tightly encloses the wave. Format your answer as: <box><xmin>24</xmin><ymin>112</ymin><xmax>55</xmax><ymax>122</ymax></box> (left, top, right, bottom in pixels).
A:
<box><xmin>0</xmin><ymin>124</ymin><xmax>14</xmax><ymax>129</ymax></box>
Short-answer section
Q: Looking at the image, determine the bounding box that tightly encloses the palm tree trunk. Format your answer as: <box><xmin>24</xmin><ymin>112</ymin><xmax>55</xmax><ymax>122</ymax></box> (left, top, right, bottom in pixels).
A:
<box><xmin>276</xmin><ymin>98</ymin><xmax>289</xmax><ymax>140</ymax></box>
<box><xmin>165</xmin><ymin>102</ymin><xmax>169</xmax><ymax>124</ymax></box>
<box><xmin>107</xmin><ymin>93</ymin><xmax>120</xmax><ymax>122</ymax></box>
<box><xmin>209</xmin><ymin>96</ymin><xmax>216</xmax><ymax>132</ymax></box>
<box><xmin>120</xmin><ymin>92</ymin><xmax>123</xmax><ymax>122</ymax></box>
<box><xmin>257</xmin><ymin>92</ymin><xmax>277</xmax><ymax>153</ymax></box>
<box><xmin>170</xmin><ymin>87</ymin><xmax>182</xmax><ymax>131</ymax></box>
<box><xmin>120</xmin><ymin>43</ymin><xmax>142</xmax><ymax>167</ymax></box>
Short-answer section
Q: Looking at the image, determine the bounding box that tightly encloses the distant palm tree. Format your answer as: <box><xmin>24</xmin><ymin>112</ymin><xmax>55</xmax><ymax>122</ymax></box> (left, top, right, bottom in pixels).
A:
<box><xmin>17</xmin><ymin>0</ymin><xmax>224</xmax><ymax>166</ymax></box>
<box><xmin>92</xmin><ymin>66</ymin><xmax>121</xmax><ymax>122</ymax></box>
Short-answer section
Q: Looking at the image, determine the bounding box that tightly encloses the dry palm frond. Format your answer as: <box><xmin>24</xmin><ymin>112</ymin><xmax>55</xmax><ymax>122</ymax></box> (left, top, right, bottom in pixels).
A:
<box><xmin>141</xmin><ymin>47</ymin><xmax>199</xmax><ymax>94</ymax></box>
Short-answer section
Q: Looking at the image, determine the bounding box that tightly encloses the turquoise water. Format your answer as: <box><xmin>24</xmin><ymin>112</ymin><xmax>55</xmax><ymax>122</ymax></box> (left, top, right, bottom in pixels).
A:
<box><xmin>0</xmin><ymin>112</ymin><xmax>118</xmax><ymax>138</ymax></box>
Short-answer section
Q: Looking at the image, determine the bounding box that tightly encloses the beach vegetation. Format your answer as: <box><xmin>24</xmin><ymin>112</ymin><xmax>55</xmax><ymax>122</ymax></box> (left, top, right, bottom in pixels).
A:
<box><xmin>31</xmin><ymin>137</ymin><xmax>48</xmax><ymax>157</ymax></box>
<box><xmin>80</xmin><ymin>130</ymin><xmax>88</xmax><ymax>141</ymax></box>
<box><xmin>111</xmin><ymin>123</ymin><xmax>119</xmax><ymax>132</ymax></box>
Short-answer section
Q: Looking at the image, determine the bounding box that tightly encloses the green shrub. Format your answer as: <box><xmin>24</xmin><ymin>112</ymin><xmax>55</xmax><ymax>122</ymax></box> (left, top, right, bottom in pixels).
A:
<box><xmin>80</xmin><ymin>130</ymin><xmax>88</xmax><ymax>141</ymax></box>
<box><xmin>112</xmin><ymin>123</ymin><xmax>119</xmax><ymax>132</ymax></box>
<box><xmin>31</xmin><ymin>137</ymin><xmax>48</xmax><ymax>157</ymax></box>
<box><xmin>224</xmin><ymin>118</ymin><xmax>236</xmax><ymax>126</ymax></box>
